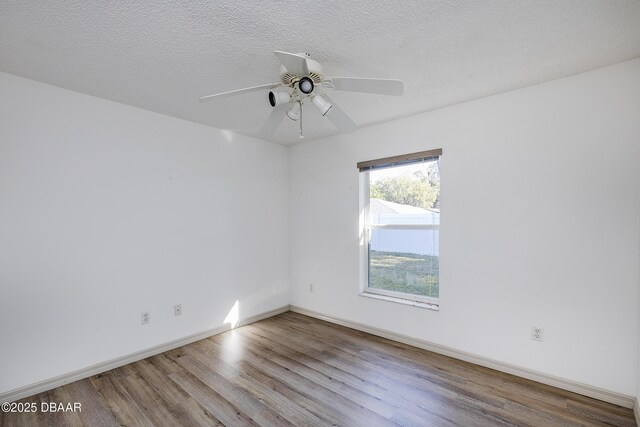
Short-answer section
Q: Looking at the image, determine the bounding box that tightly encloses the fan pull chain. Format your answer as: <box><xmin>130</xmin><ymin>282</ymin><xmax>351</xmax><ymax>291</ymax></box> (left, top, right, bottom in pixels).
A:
<box><xmin>299</xmin><ymin>100</ymin><xmax>304</xmax><ymax>139</ymax></box>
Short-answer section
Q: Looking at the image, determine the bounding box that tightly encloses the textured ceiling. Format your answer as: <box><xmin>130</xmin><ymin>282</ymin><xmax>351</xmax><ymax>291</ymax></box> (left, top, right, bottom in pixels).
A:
<box><xmin>1</xmin><ymin>1</ymin><xmax>640</xmax><ymax>145</ymax></box>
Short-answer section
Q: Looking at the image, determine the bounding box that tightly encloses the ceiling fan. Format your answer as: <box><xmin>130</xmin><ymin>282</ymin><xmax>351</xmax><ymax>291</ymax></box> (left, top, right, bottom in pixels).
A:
<box><xmin>199</xmin><ymin>51</ymin><xmax>404</xmax><ymax>140</ymax></box>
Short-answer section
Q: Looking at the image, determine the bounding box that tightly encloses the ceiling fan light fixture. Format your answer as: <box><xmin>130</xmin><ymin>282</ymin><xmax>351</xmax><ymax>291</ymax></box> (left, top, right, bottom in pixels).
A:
<box><xmin>311</xmin><ymin>94</ymin><xmax>332</xmax><ymax>116</ymax></box>
<box><xmin>199</xmin><ymin>50</ymin><xmax>402</xmax><ymax>140</ymax></box>
<box><xmin>269</xmin><ymin>88</ymin><xmax>291</xmax><ymax>107</ymax></box>
<box><xmin>298</xmin><ymin>77</ymin><xmax>314</xmax><ymax>94</ymax></box>
<box><xmin>286</xmin><ymin>102</ymin><xmax>301</xmax><ymax>121</ymax></box>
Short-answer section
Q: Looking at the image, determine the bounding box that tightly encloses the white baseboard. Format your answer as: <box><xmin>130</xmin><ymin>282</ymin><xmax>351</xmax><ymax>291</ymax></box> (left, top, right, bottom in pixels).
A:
<box><xmin>634</xmin><ymin>397</ymin><xmax>640</xmax><ymax>426</ymax></box>
<box><xmin>290</xmin><ymin>305</ymin><xmax>635</xmax><ymax>409</ymax></box>
<box><xmin>0</xmin><ymin>305</ymin><xmax>289</xmax><ymax>404</ymax></box>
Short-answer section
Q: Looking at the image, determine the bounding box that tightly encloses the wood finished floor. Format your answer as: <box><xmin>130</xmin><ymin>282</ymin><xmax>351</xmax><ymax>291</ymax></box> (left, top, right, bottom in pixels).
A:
<box><xmin>1</xmin><ymin>311</ymin><xmax>636</xmax><ymax>427</ymax></box>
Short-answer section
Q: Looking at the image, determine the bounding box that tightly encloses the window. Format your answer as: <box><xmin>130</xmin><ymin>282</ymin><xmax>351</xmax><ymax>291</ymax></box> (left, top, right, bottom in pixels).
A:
<box><xmin>358</xmin><ymin>149</ymin><xmax>441</xmax><ymax>308</ymax></box>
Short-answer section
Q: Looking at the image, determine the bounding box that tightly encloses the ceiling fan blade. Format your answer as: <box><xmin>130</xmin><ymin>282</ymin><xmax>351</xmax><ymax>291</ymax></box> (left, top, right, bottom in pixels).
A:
<box><xmin>273</xmin><ymin>51</ymin><xmax>309</xmax><ymax>76</ymax></box>
<box><xmin>325</xmin><ymin>77</ymin><xmax>404</xmax><ymax>96</ymax></box>
<box><xmin>259</xmin><ymin>105</ymin><xmax>288</xmax><ymax>138</ymax></box>
<box><xmin>200</xmin><ymin>83</ymin><xmax>281</xmax><ymax>102</ymax></box>
<box><xmin>323</xmin><ymin>95</ymin><xmax>357</xmax><ymax>133</ymax></box>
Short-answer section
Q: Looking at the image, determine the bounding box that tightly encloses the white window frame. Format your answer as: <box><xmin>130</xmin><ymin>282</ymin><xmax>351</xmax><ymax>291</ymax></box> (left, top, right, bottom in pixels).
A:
<box><xmin>358</xmin><ymin>163</ymin><xmax>440</xmax><ymax>308</ymax></box>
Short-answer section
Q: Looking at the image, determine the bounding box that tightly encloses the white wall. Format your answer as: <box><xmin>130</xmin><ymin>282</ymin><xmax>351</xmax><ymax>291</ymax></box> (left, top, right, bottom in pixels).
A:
<box><xmin>290</xmin><ymin>59</ymin><xmax>640</xmax><ymax>396</ymax></box>
<box><xmin>2</xmin><ymin>58</ymin><xmax>639</xmax><ymax>399</ymax></box>
<box><xmin>0</xmin><ymin>72</ymin><xmax>290</xmax><ymax>395</ymax></box>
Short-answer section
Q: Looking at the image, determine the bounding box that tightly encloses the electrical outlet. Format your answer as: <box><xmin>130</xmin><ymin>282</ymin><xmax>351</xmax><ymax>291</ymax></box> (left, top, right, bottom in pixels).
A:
<box><xmin>174</xmin><ymin>304</ymin><xmax>182</xmax><ymax>316</ymax></box>
<box><xmin>309</xmin><ymin>283</ymin><xmax>314</xmax><ymax>292</ymax></box>
<box><xmin>141</xmin><ymin>312</ymin><xmax>150</xmax><ymax>325</ymax></box>
<box><xmin>531</xmin><ymin>326</ymin><xmax>543</xmax><ymax>342</ymax></box>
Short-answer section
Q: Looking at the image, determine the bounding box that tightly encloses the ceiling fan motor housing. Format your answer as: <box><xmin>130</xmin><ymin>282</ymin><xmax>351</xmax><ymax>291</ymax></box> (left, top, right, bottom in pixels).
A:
<box><xmin>280</xmin><ymin>56</ymin><xmax>324</xmax><ymax>86</ymax></box>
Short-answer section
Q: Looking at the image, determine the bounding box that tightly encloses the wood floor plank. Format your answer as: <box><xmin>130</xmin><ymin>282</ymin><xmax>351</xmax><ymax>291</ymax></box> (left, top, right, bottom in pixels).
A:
<box><xmin>173</xmin><ymin>352</ymin><xmax>294</xmax><ymax>426</ymax></box>
<box><xmin>224</xmin><ymin>337</ymin><xmax>398</xmax><ymax>415</ymax></box>
<box><xmin>195</xmin><ymin>335</ymin><xmax>398</xmax><ymax>426</ymax></box>
<box><xmin>233</xmin><ymin>325</ymin><xmax>455</xmax><ymax>426</ymax></box>
<box><xmin>168</xmin><ymin>371</ymin><xmax>253</xmax><ymax>427</ymax></box>
<box><xmin>4</xmin><ymin>311</ymin><xmax>636</xmax><ymax>427</ymax></box>
<box><xmin>278</xmin><ymin>313</ymin><xmax>625</xmax><ymax>426</ymax></box>
<box><xmin>34</xmin><ymin>390</ymin><xmax>58</xmax><ymax>427</ymax></box>
<box><xmin>50</xmin><ymin>385</ymin><xmax>85</xmax><ymax>426</ymax></box>
<box><xmin>254</xmin><ymin>314</ymin><xmax>635</xmax><ymax>426</ymax></box>
<box><xmin>90</xmin><ymin>371</ymin><xmax>155</xmax><ymax>426</ymax></box>
<box><xmin>187</xmin><ymin>339</ymin><xmax>350</xmax><ymax>426</ymax></box>
<box><xmin>283</xmin><ymin>312</ymin><xmax>572</xmax><ymax>413</ymax></box>
<box><xmin>0</xmin><ymin>398</ymin><xmax>43</xmax><ymax>427</ymax></box>
<box><xmin>263</xmin><ymin>313</ymin><xmax>617</xmax><ymax>426</ymax></box>
<box><xmin>119</xmin><ymin>367</ymin><xmax>204</xmax><ymax>427</ymax></box>
<box><xmin>243</xmin><ymin>321</ymin><xmax>513</xmax><ymax>426</ymax></box>
<box><xmin>64</xmin><ymin>378</ymin><xmax>119</xmax><ymax>427</ymax></box>
<box><xmin>567</xmin><ymin>399</ymin><xmax>637</xmax><ymax>427</ymax></box>
<box><xmin>251</xmin><ymin>319</ymin><xmax>509</xmax><ymax>418</ymax></box>
<box><xmin>132</xmin><ymin>358</ymin><xmax>224</xmax><ymax>426</ymax></box>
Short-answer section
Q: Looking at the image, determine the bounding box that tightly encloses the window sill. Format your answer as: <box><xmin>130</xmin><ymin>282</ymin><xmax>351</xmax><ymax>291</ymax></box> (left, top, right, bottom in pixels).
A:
<box><xmin>359</xmin><ymin>292</ymin><xmax>440</xmax><ymax>311</ymax></box>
